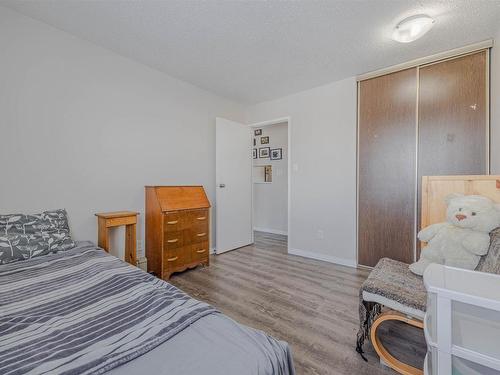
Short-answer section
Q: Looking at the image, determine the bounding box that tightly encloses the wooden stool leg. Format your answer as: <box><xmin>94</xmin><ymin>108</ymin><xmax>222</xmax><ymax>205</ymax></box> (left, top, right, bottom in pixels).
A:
<box><xmin>370</xmin><ymin>311</ymin><xmax>424</xmax><ymax>375</ymax></box>
<box><xmin>97</xmin><ymin>218</ymin><xmax>109</xmax><ymax>252</ymax></box>
<box><xmin>125</xmin><ymin>223</ymin><xmax>137</xmax><ymax>266</ymax></box>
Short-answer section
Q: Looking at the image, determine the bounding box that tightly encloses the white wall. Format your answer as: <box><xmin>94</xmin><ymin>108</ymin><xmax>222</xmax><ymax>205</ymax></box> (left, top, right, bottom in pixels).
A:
<box><xmin>252</xmin><ymin>122</ymin><xmax>288</xmax><ymax>235</ymax></box>
<box><xmin>246</xmin><ymin>77</ymin><xmax>357</xmax><ymax>267</ymax></box>
<box><xmin>0</xmin><ymin>6</ymin><xmax>245</xmax><ymax>258</ymax></box>
<box><xmin>491</xmin><ymin>32</ymin><xmax>500</xmax><ymax>174</ymax></box>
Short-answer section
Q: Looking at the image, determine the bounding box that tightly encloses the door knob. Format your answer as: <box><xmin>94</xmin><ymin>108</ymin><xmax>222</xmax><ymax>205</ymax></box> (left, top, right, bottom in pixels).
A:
<box><xmin>219</xmin><ymin>184</ymin><xmax>226</xmax><ymax>188</ymax></box>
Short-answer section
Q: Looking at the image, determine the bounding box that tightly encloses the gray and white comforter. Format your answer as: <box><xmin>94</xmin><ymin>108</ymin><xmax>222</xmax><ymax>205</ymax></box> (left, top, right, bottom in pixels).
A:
<box><xmin>0</xmin><ymin>241</ymin><xmax>294</xmax><ymax>375</ymax></box>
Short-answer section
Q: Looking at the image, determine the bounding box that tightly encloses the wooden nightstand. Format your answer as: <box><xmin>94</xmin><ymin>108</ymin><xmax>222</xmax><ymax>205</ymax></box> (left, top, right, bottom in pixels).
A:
<box><xmin>95</xmin><ymin>211</ymin><xmax>139</xmax><ymax>265</ymax></box>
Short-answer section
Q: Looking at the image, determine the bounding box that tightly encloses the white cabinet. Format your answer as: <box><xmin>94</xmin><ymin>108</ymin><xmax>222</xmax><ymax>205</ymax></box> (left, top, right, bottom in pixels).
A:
<box><xmin>423</xmin><ymin>264</ymin><xmax>500</xmax><ymax>375</ymax></box>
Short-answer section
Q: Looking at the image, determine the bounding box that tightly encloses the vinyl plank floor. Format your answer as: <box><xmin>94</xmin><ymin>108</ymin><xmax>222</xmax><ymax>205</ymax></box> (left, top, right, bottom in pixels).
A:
<box><xmin>169</xmin><ymin>231</ymin><xmax>426</xmax><ymax>375</ymax></box>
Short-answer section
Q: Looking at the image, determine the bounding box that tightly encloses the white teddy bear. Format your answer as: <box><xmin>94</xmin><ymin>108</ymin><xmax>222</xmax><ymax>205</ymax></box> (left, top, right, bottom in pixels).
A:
<box><xmin>409</xmin><ymin>194</ymin><xmax>500</xmax><ymax>276</ymax></box>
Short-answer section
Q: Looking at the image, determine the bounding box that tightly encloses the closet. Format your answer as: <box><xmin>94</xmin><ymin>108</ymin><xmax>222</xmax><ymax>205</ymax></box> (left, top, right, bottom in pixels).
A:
<box><xmin>358</xmin><ymin>49</ymin><xmax>489</xmax><ymax>267</ymax></box>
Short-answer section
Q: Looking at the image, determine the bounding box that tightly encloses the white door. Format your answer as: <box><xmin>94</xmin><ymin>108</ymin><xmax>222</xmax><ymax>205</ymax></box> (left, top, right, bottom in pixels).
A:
<box><xmin>215</xmin><ymin>117</ymin><xmax>253</xmax><ymax>254</ymax></box>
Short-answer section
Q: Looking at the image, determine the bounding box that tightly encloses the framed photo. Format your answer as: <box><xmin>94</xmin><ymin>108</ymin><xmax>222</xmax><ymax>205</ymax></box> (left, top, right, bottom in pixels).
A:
<box><xmin>261</xmin><ymin>136</ymin><xmax>269</xmax><ymax>144</ymax></box>
<box><xmin>259</xmin><ymin>147</ymin><xmax>270</xmax><ymax>158</ymax></box>
<box><xmin>253</xmin><ymin>149</ymin><xmax>257</xmax><ymax>159</ymax></box>
<box><xmin>254</xmin><ymin>129</ymin><xmax>262</xmax><ymax>136</ymax></box>
<box><xmin>270</xmin><ymin>148</ymin><xmax>282</xmax><ymax>160</ymax></box>
<box><xmin>253</xmin><ymin>138</ymin><xmax>256</xmax><ymax>146</ymax></box>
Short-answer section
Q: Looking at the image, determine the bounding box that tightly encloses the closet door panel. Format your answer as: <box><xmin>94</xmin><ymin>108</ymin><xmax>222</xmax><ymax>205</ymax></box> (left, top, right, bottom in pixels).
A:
<box><xmin>358</xmin><ymin>68</ymin><xmax>417</xmax><ymax>267</ymax></box>
<box><xmin>418</xmin><ymin>52</ymin><xmax>487</xmax><ymax>177</ymax></box>
<box><xmin>417</xmin><ymin>51</ymin><xmax>487</xmax><ymax>256</ymax></box>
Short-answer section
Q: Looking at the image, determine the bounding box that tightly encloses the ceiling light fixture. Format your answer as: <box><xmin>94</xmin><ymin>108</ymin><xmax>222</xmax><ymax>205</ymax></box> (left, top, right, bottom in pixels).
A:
<box><xmin>392</xmin><ymin>14</ymin><xmax>435</xmax><ymax>43</ymax></box>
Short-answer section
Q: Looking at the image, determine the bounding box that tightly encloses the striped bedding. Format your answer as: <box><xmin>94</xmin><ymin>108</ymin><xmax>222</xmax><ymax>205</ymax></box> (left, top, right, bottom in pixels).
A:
<box><xmin>0</xmin><ymin>241</ymin><xmax>215</xmax><ymax>375</ymax></box>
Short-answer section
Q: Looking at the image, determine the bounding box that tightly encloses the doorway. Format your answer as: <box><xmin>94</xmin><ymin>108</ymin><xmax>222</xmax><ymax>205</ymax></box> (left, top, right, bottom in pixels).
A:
<box><xmin>215</xmin><ymin>117</ymin><xmax>291</xmax><ymax>255</ymax></box>
<box><xmin>250</xmin><ymin>119</ymin><xmax>290</xmax><ymax>251</ymax></box>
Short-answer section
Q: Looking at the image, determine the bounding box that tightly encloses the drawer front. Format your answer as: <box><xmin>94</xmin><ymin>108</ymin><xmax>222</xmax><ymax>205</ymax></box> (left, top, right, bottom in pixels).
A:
<box><xmin>163</xmin><ymin>246</ymin><xmax>188</xmax><ymax>271</ymax></box>
<box><xmin>164</xmin><ymin>230</ymin><xmax>183</xmax><ymax>249</ymax></box>
<box><xmin>190</xmin><ymin>209</ymin><xmax>209</xmax><ymax>224</ymax></box>
<box><xmin>452</xmin><ymin>300</ymin><xmax>500</xmax><ymax>360</ymax></box>
<box><xmin>164</xmin><ymin>212</ymin><xmax>184</xmax><ymax>232</ymax></box>
<box><xmin>106</xmin><ymin>216</ymin><xmax>136</xmax><ymax>227</ymax></box>
<box><xmin>190</xmin><ymin>228</ymin><xmax>208</xmax><ymax>244</ymax></box>
<box><xmin>191</xmin><ymin>241</ymin><xmax>209</xmax><ymax>263</ymax></box>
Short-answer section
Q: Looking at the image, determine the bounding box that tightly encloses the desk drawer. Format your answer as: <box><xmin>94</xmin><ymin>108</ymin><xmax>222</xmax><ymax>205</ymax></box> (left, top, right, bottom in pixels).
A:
<box><xmin>106</xmin><ymin>216</ymin><xmax>136</xmax><ymax>227</ymax></box>
<box><xmin>164</xmin><ymin>212</ymin><xmax>184</xmax><ymax>232</ymax></box>
<box><xmin>163</xmin><ymin>247</ymin><xmax>188</xmax><ymax>271</ymax></box>
<box><xmin>190</xmin><ymin>228</ymin><xmax>208</xmax><ymax>244</ymax></box>
<box><xmin>164</xmin><ymin>230</ymin><xmax>183</xmax><ymax>249</ymax></box>
<box><xmin>191</xmin><ymin>242</ymin><xmax>209</xmax><ymax>263</ymax></box>
<box><xmin>190</xmin><ymin>209</ymin><xmax>208</xmax><ymax>223</ymax></box>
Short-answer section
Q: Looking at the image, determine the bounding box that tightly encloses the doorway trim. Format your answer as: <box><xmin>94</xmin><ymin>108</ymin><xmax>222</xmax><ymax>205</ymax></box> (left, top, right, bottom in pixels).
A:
<box><xmin>248</xmin><ymin>116</ymin><xmax>291</xmax><ymax>254</ymax></box>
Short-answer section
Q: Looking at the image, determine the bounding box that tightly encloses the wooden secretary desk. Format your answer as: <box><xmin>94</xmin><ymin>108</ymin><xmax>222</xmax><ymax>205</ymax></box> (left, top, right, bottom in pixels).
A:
<box><xmin>145</xmin><ymin>186</ymin><xmax>211</xmax><ymax>279</ymax></box>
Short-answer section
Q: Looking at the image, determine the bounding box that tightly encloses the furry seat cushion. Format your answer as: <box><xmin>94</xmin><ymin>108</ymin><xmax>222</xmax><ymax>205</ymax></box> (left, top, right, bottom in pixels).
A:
<box><xmin>362</xmin><ymin>258</ymin><xmax>427</xmax><ymax>316</ymax></box>
<box><xmin>356</xmin><ymin>258</ymin><xmax>426</xmax><ymax>358</ymax></box>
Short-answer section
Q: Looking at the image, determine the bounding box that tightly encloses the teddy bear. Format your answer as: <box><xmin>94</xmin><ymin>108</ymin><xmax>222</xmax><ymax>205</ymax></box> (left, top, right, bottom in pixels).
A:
<box><xmin>409</xmin><ymin>194</ymin><xmax>500</xmax><ymax>276</ymax></box>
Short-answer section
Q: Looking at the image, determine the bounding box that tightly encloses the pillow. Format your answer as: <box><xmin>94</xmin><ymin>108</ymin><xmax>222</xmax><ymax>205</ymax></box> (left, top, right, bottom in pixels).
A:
<box><xmin>0</xmin><ymin>209</ymin><xmax>75</xmax><ymax>265</ymax></box>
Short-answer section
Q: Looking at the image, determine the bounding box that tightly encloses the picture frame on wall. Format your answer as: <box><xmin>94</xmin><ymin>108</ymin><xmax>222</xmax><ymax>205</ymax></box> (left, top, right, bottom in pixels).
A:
<box><xmin>253</xmin><ymin>138</ymin><xmax>256</xmax><ymax>146</ymax></box>
<box><xmin>253</xmin><ymin>149</ymin><xmax>257</xmax><ymax>159</ymax></box>
<box><xmin>259</xmin><ymin>147</ymin><xmax>270</xmax><ymax>158</ymax></box>
<box><xmin>261</xmin><ymin>136</ymin><xmax>269</xmax><ymax>144</ymax></box>
<box><xmin>270</xmin><ymin>148</ymin><xmax>282</xmax><ymax>160</ymax></box>
<box><xmin>254</xmin><ymin>129</ymin><xmax>262</xmax><ymax>136</ymax></box>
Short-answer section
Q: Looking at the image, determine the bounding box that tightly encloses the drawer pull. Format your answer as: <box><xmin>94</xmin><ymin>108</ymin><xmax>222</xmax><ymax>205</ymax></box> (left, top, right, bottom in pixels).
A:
<box><xmin>167</xmin><ymin>238</ymin><xmax>179</xmax><ymax>243</ymax></box>
<box><xmin>196</xmin><ymin>233</ymin><xmax>207</xmax><ymax>237</ymax></box>
<box><xmin>167</xmin><ymin>256</ymin><xmax>178</xmax><ymax>262</ymax></box>
<box><xmin>167</xmin><ymin>220</ymin><xmax>178</xmax><ymax>225</ymax></box>
<box><xmin>196</xmin><ymin>216</ymin><xmax>206</xmax><ymax>220</ymax></box>
<box><xmin>196</xmin><ymin>249</ymin><xmax>207</xmax><ymax>254</ymax></box>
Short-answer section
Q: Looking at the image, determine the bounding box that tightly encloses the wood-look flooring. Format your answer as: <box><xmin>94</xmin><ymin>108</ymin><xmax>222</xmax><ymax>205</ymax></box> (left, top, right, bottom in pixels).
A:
<box><xmin>169</xmin><ymin>231</ymin><xmax>426</xmax><ymax>375</ymax></box>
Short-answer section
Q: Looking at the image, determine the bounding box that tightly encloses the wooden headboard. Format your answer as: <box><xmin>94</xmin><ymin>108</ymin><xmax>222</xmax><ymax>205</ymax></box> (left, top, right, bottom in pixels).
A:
<box><xmin>421</xmin><ymin>175</ymin><xmax>500</xmax><ymax>229</ymax></box>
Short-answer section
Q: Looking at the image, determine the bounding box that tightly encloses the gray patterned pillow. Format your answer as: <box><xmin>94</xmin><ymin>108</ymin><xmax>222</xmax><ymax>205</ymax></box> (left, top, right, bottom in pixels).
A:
<box><xmin>0</xmin><ymin>209</ymin><xmax>75</xmax><ymax>265</ymax></box>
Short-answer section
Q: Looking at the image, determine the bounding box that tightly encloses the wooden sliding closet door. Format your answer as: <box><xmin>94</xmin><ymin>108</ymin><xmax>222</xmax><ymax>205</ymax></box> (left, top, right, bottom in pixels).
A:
<box><xmin>418</xmin><ymin>51</ymin><xmax>487</xmax><ymax>178</ymax></box>
<box><xmin>358</xmin><ymin>68</ymin><xmax>417</xmax><ymax>267</ymax></box>
<box><xmin>417</xmin><ymin>51</ymin><xmax>488</xmax><ymax>256</ymax></box>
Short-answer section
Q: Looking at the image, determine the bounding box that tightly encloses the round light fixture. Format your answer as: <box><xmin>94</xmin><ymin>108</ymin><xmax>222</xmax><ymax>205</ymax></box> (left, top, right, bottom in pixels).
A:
<box><xmin>392</xmin><ymin>14</ymin><xmax>435</xmax><ymax>43</ymax></box>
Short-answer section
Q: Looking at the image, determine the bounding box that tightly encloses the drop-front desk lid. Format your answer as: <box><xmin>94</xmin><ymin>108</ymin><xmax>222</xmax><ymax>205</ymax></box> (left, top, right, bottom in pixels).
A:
<box><xmin>146</xmin><ymin>185</ymin><xmax>211</xmax><ymax>212</ymax></box>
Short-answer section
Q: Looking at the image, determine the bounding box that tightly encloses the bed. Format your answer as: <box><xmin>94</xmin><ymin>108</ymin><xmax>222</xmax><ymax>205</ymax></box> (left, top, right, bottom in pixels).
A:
<box><xmin>0</xmin><ymin>241</ymin><xmax>295</xmax><ymax>375</ymax></box>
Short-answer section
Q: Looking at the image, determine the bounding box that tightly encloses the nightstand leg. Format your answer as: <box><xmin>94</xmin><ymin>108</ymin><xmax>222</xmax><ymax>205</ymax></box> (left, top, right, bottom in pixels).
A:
<box><xmin>125</xmin><ymin>223</ymin><xmax>137</xmax><ymax>265</ymax></box>
<box><xmin>97</xmin><ymin>218</ymin><xmax>109</xmax><ymax>252</ymax></box>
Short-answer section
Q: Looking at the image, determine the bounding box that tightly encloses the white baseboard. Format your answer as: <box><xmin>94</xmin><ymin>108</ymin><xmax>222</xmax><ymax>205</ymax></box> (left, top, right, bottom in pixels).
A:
<box><xmin>288</xmin><ymin>247</ymin><xmax>356</xmax><ymax>268</ymax></box>
<box><xmin>253</xmin><ymin>227</ymin><xmax>288</xmax><ymax>236</ymax></box>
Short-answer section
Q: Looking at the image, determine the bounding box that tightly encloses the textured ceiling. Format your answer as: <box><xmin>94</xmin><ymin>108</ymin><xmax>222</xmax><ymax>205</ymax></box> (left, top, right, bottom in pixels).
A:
<box><xmin>2</xmin><ymin>0</ymin><xmax>500</xmax><ymax>104</ymax></box>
